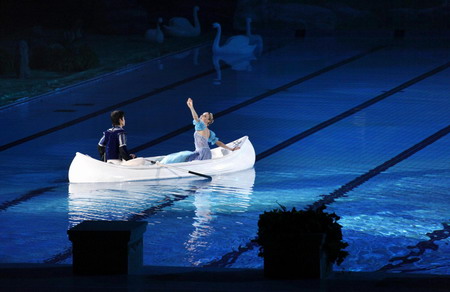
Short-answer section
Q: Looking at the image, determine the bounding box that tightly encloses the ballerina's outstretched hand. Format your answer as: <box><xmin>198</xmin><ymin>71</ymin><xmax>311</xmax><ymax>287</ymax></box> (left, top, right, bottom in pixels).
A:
<box><xmin>187</xmin><ymin>97</ymin><xmax>193</xmax><ymax>108</ymax></box>
<box><xmin>187</xmin><ymin>98</ymin><xmax>199</xmax><ymax>121</ymax></box>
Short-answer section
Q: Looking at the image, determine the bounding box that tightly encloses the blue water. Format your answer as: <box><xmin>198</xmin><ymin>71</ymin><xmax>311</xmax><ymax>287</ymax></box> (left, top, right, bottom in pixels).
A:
<box><xmin>1</xmin><ymin>34</ymin><xmax>449</xmax><ymax>275</ymax></box>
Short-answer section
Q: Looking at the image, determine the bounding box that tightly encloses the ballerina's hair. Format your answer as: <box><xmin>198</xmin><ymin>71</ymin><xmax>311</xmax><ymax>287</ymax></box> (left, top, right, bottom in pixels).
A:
<box><xmin>207</xmin><ymin>112</ymin><xmax>214</xmax><ymax>125</ymax></box>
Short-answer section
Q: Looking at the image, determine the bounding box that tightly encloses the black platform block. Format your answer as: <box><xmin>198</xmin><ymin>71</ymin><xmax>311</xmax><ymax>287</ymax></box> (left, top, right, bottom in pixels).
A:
<box><xmin>68</xmin><ymin>221</ymin><xmax>147</xmax><ymax>275</ymax></box>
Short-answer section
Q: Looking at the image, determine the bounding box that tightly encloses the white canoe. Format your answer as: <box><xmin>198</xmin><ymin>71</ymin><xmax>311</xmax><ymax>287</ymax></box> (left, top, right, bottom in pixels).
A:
<box><xmin>68</xmin><ymin>136</ymin><xmax>255</xmax><ymax>183</ymax></box>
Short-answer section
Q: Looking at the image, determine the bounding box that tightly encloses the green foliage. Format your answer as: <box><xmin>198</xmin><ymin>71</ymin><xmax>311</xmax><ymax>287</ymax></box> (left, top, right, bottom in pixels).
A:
<box><xmin>31</xmin><ymin>43</ymin><xmax>99</xmax><ymax>72</ymax></box>
<box><xmin>0</xmin><ymin>49</ymin><xmax>14</xmax><ymax>74</ymax></box>
<box><xmin>256</xmin><ymin>204</ymin><xmax>349</xmax><ymax>265</ymax></box>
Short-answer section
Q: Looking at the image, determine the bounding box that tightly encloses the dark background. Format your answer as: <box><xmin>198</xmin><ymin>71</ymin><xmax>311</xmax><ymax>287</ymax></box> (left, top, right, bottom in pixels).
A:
<box><xmin>1</xmin><ymin>0</ymin><xmax>448</xmax><ymax>34</ymax></box>
<box><xmin>0</xmin><ymin>0</ymin><xmax>236</xmax><ymax>33</ymax></box>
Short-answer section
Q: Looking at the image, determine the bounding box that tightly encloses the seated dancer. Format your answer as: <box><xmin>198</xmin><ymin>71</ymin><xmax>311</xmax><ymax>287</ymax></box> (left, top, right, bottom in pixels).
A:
<box><xmin>161</xmin><ymin>98</ymin><xmax>239</xmax><ymax>164</ymax></box>
<box><xmin>98</xmin><ymin>110</ymin><xmax>144</xmax><ymax>166</ymax></box>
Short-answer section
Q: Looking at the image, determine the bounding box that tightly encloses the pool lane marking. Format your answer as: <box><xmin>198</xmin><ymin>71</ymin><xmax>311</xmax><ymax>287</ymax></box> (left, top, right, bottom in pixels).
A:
<box><xmin>0</xmin><ymin>42</ymin><xmax>289</xmax><ymax>153</ymax></box>
<box><xmin>307</xmin><ymin>123</ymin><xmax>450</xmax><ymax>211</ymax></box>
<box><xmin>43</xmin><ymin>248</ymin><xmax>72</xmax><ymax>264</ymax></box>
<box><xmin>378</xmin><ymin>222</ymin><xmax>450</xmax><ymax>272</ymax></box>
<box><xmin>255</xmin><ymin>61</ymin><xmax>450</xmax><ymax>161</ymax></box>
<box><xmin>0</xmin><ymin>186</ymin><xmax>56</xmax><ymax>212</ymax></box>
<box><xmin>130</xmin><ymin>45</ymin><xmax>386</xmax><ymax>153</ymax></box>
<box><xmin>204</xmin><ymin>124</ymin><xmax>450</xmax><ymax>268</ymax></box>
<box><xmin>203</xmin><ymin>239</ymin><xmax>258</xmax><ymax>268</ymax></box>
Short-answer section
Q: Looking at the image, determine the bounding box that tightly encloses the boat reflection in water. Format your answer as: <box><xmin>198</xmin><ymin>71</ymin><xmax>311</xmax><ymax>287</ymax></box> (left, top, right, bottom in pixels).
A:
<box><xmin>67</xmin><ymin>168</ymin><xmax>256</xmax><ymax>250</ymax></box>
<box><xmin>68</xmin><ymin>177</ymin><xmax>201</xmax><ymax>227</ymax></box>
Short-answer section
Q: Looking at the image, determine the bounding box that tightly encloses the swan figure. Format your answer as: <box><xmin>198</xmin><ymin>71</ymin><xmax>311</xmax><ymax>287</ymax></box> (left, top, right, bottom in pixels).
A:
<box><xmin>145</xmin><ymin>18</ymin><xmax>164</xmax><ymax>43</ymax></box>
<box><xmin>246</xmin><ymin>18</ymin><xmax>263</xmax><ymax>55</ymax></box>
<box><xmin>164</xmin><ymin>6</ymin><xmax>200</xmax><ymax>37</ymax></box>
<box><xmin>212</xmin><ymin>22</ymin><xmax>256</xmax><ymax>56</ymax></box>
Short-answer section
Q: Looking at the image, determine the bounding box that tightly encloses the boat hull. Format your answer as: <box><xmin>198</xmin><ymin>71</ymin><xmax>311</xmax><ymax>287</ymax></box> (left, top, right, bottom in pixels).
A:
<box><xmin>68</xmin><ymin>136</ymin><xmax>255</xmax><ymax>183</ymax></box>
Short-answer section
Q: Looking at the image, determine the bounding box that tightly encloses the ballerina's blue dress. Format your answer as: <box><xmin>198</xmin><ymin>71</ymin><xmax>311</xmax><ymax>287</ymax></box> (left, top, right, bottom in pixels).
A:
<box><xmin>160</xmin><ymin>119</ymin><xmax>219</xmax><ymax>164</ymax></box>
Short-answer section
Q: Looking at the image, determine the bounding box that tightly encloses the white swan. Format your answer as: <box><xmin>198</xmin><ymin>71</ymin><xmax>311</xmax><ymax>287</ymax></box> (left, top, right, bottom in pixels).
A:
<box><xmin>212</xmin><ymin>22</ymin><xmax>256</xmax><ymax>55</ymax></box>
<box><xmin>145</xmin><ymin>18</ymin><xmax>164</xmax><ymax>43</ymax></box>
<box><xmin>164</xmin><ymin>6</ymin><xmax>200</xmax><ymax>37</ymax></box>
<box><xmin>246</xmin><ymin>18</ymin><xmax>263</xmax><ymax>55</ymax></box>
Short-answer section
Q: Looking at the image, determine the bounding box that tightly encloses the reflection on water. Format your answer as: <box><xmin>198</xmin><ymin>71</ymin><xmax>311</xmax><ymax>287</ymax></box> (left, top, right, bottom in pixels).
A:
<box><xmin>171</xmin><ymin>47</ymin><xmax>200</xmax><ymax>65</ymax></box>
<box><xmin>153</xmin><ymin>47</ymin><xmax>201</xmax><ymax>71</ymax></box>
<box><xmin>183</xmin><ymin>168</ymin><xmax>256</xmax><ymax>265</ymax></box>
<box><xmin>68</xmin><ymin>168</ymin><xmax>256</xmax><ymax>255</ymax></box>
<box><xmin>68</xmin><ymin>176</ymin><xmax>208</xmax><ymax>227</ymax></box>
<box><xmin>212</xmin><ymin>54</ymin><xmax>256</xmax><ymax>85</ymax></box>
<box><xmin>68</xmin><ymin>168</ymin><xmax>256</xmax><ymax>266</ymax></box>
<box><xmin>185</xmin><ymin>186</ymin><xmax>213</xmax><ymax>257</ymax></box>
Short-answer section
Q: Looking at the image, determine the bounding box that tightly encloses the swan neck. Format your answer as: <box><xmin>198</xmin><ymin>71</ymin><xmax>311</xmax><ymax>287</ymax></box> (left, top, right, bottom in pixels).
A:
<box><xmin>193</xmin><ymin>8</ymin><xmax>200</xmax><ymax>31</ymax></box>
<box><xmin>213</xmin><ymin>25</ymin><xmax>221</xmax><ymax>50</ymax></box>
<box><xmin>246</xmin><ymin>20</ymin><xmax>251</xmax><ymax>36</ymax></box>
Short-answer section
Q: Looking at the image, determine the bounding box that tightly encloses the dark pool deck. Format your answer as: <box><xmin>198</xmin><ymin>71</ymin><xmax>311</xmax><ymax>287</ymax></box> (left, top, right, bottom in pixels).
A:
<box><xmin>1</xmin><ymin>264</ymin><xmax>449</xmax><ymax>291</ymax></box>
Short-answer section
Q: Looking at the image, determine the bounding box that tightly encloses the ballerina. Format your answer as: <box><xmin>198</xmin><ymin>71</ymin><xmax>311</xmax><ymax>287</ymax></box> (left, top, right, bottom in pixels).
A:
<box><xmin>160</xmin><ymin>98</ymin><xmax>239</xmax><ymax>164</ymax></box>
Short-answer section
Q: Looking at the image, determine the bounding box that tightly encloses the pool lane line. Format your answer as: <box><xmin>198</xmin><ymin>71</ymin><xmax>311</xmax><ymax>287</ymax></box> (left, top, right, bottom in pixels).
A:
<box><xmin>0</xmin><ymin>186</ymin><xmax>56</xmax><ymax>212</ymax></box>
<box><xmin>131</xmin><ymin>45</ymin><xmax>386</xmax><ymax>153</ymax></box>
<box><xmin>43</xmin><ymin>247</ymin><xmax>72</xmax><ymax>265</ymax></box>
<box><xmin>307</xmin><ymin>123</ymin><xmax>450</xmax><ymax>211</ymax></box>
<box><xmin>377</xmin><ymin>222</ymin><xmax>450</xmax><ymax>272</ymax></box>
<box><xmin>205</xmin><ymin>223</ymin><xmax>450</xmax><ymax>271</ymax></box>
<box><xmin>255</xmin><ymin>61</ymin><xmax>450</xmax><ymax>161</ymax></box>
<box><xmin>202</xmin><ymin>124</ymin><xmax>450</xmax><ymax>268</ymax></box>
<box><xmin>0</xmin><ymin>42</ymin><xmax>289</xmax><ymax>153</ymax></box>
<box><xmin>126</xmin><ymin>193</ymin><xmax>190</xmax><ymax>221</ymax></box>
<box><xmin>203</xmin><ymin>239</ymin><xmax>258</xmax><ymax>268</ymax></box>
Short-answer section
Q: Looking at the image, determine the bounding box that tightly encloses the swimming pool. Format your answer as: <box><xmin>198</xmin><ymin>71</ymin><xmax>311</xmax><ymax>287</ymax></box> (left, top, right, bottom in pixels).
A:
<box><xmin>1</xmin><ymin>33</ymin><xmax>449</xmax><ymax>275</ymax></box>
